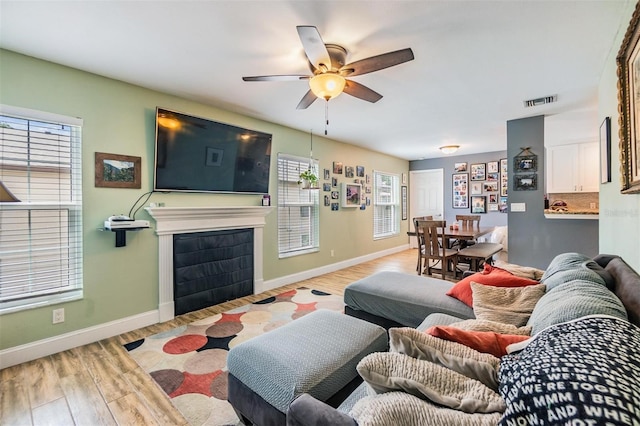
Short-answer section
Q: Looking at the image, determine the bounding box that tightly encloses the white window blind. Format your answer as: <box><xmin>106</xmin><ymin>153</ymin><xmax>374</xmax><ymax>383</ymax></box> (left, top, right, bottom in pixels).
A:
<box><xmin>277</xmin><ymin>153</ymin><xmax>319</xmax><ymax>257</ymax></box>
<box><xmin>373</xmin><ymin>170</ymin><xmax>399</xmax><ymax>239</ymax></box>
<box><xmin>0</xmin><ymin>105</ymin><xmax>83</xmax><ymax>314</ymax></box>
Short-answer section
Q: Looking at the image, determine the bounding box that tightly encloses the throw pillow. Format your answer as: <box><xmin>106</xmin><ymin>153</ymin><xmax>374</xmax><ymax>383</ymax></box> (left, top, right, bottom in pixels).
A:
<box><xmin>425</xmin><ymin>326</ymin><xmax>530</xmax><ymax>358</ymax></box>
<box><xmin>389</xmin><ymin>327</ymin><xmax>500</xmax><ymax>390</ymax></box>
<box><xmin>493</xmin><ymin>260</ymin><xmax>544</xmax><ymax>281</ymax></box>
<box><xmin>499</xmin><ymin>316</ymin><xmax>640</xmax><ymax>426</ymax></box>
<box><xmin>356</xmin><ymin>352</ymin><xmax>506</xmax><ymax>414</ymax></box>
<box><xmin>350</xmin><ymin>391</ymin><xmax>503</xmax><ymax>426</ymax></box>
<box><xmin>447</xmin><ymin>264</ymin><xmax>539</xmax><ymax>307</ymax></box>
<box><xmin>471</xmin><ymin>281</ymin><xmax>546</xmax><ymax>327</ymax></box>
<box><xmin>449</xmin><ymin>319</ymin><xmax>532</xmax><ymax>336</ymax></box>
<box><xmin>526</xmin><ymin>279</ymin><xmax>628</xmax><ymax>335</ymax></box>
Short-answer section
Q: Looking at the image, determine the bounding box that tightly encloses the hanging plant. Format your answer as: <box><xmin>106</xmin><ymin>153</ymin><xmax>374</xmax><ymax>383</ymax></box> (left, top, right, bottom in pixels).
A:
<box><xmin>298</xmin><ymin>168</ymin><xmax>319</xmax><ymax>188</ymax></box>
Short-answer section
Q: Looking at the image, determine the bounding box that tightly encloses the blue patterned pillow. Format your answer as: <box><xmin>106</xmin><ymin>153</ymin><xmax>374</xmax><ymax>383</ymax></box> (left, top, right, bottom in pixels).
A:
<box><xmin>499</xmin><ymin>316</ymin><xmax>640</xmax><ymax>425</ymax></box>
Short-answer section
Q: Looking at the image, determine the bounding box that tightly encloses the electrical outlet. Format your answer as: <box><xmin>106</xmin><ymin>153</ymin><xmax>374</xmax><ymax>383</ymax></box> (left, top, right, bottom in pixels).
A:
<box><xmin>330</xmin><ymin>249</ymin><xmax>335</xmax><ymax>257</ymax></box>
<box><xmin>53</xmin><ymin>308</ymin><xmax>65</xmax><ymax>324</ymax></box>
<box><xmin>590</xmin><ymin>202</ymin><xmax>597</xmax><ymax>209</ymax></box>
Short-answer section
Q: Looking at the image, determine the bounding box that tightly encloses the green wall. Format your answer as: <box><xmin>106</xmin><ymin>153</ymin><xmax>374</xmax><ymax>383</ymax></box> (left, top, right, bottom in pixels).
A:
<box><xmin>0</xmin><ymin>49</ymin><xmax>408</xmax><ymax>350</ymax></box>
<box><xmin>598</xmin><ymin>1</ymin><xmax>640</xmax><ymax>272</ymax></box>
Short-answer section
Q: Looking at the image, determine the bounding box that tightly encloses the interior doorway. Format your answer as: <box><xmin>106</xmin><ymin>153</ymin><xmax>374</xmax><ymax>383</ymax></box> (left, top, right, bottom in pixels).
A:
<box><xmin>409</xmin><ymin>169</ymin><xmax>444</xmax><ymax>248</ymax></box>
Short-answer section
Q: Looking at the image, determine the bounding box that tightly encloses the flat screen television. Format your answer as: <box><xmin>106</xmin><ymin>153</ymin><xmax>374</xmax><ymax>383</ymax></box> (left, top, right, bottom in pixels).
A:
<box><xmin>153</xmin><ymin>107</ymin><xmax>272</xmax><ymax>194</ymax></box>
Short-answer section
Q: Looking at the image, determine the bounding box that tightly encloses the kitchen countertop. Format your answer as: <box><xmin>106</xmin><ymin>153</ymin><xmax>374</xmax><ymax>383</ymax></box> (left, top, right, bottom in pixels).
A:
<box><xmin>544</xmin><ymin>209</ymin><xmax>599</xmax><ymax>219</ymax></box>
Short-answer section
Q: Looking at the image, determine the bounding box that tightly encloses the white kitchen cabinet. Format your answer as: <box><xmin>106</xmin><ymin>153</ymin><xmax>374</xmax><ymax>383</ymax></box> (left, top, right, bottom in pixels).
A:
<box><xmin>547</xmin><ymin>142</ymin><xmax>599</xmax><ymax>193</ymax></box>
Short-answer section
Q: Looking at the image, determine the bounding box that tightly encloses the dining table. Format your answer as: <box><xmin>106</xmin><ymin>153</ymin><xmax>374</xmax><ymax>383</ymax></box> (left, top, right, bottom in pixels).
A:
<box><xmin>407</xmin><ymin>224</ymin><xmax>496</xmax><ymax>249</ymax></box>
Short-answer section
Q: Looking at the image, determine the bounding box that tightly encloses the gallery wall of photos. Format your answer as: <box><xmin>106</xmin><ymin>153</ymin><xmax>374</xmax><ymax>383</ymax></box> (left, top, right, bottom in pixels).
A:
<box><xmin>452</xmin><ymin>159</ymin><xmax>508</xmax><ymax>213</ymax></box>
<box><xmin>321</xmin><ymin>161</ymin><xmax>372</xmax><ymax>211</ymax></box>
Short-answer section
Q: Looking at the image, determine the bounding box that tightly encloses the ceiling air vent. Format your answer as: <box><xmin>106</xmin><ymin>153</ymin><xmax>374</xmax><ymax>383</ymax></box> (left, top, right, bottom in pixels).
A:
<box><xmin>523</xmin><ymin>95</ymin><xmax>557</xmax><ymax>108</ymax></box>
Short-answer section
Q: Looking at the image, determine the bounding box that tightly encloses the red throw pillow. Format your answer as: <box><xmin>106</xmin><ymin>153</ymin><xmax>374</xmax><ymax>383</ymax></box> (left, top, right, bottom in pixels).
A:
<box><xmin>426</xmin><ymin>326</ymin><xmax>530</xmax><ymax>357</ymax></box>
<box><xmin>446</xmin><ymin>264</ymin><xmax>539</xmax><ymax>307</ymax></box>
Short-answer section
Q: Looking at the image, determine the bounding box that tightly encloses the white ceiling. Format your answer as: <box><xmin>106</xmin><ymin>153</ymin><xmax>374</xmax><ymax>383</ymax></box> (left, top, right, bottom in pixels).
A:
<box><xmin>0</xmin><ymin>1</ymin><xmax>632</xmax><ymax>160</ymax></box>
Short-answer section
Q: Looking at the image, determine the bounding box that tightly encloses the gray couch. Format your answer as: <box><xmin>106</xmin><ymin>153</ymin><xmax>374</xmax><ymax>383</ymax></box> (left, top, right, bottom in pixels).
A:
<box><xmin>286</xmin><ymin>253</ymin><xmax>640</xmax><ymax>426</ymax></box>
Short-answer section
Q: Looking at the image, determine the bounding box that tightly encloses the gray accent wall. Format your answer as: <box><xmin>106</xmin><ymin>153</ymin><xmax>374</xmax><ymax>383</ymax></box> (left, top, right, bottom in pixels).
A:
<box><xmin>507</xmin><ymin>116</ymin><xmax>598</xmax><ymax>269</ymax></box>
<box><xmin>410</xmin><ymin>151</ymin><xmax>508</xmax><ymax>227</ymax></box>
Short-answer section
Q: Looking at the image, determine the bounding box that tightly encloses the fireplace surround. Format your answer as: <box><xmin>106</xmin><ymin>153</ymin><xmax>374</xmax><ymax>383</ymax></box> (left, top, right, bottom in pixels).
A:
<box><xmin>145</xmin><ymin>206</ymin><xmax>273</xmax><ymax>322</ymax></box>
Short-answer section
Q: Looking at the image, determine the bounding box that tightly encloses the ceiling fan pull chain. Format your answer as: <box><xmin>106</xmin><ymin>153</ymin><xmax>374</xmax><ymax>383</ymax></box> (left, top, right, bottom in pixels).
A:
<box><xmin>325</xmin><ymin>100</ymin><xmax>329</xmax><ymax>135</ymax></box>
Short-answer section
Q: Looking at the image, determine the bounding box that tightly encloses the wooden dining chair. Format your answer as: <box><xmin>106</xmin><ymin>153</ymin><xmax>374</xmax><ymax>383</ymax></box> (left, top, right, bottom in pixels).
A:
<box><xmin>452</xmin><ymin>214</ymin><xmax>481</xmax><ymax>249</ymax></box>
<box><xmin>413</xmin><ymin>216</ymin><xmax>433</xmax><ymax>273</ymax></box>
<box><xmin>416</xmin><ymin>219</ymin><xmax>458</xmax><ymax>279</ymax></box>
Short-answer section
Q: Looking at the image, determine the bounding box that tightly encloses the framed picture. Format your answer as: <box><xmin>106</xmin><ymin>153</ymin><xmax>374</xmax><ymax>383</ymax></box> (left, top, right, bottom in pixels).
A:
<box><xmin>345</xmin><ymin>166</ymin><xmax>354</xmax><ymax>178</ymax></box>
<box><xmin>356</xmin><ymin>165</ymin><xmax>365</xmax><ymax>177</ymax></box>
<box><xmin>487</xmin><ymin>161</ymin><xmax>499</xmax><ymax>173</ymax></box>
<box><xmin>500</xmin><ymin>158</ymin><xmax>508</xmax><ymax>197</ymax></box>
<box><xmin>617</xmin><ymin>2</ymin><xmax>640</xmax><ymax>193</ymax></box>
<box><xmin>499</xmin><ymin>196</ymin><xmax>508</xmax><ymax>213</ymax></box>
<box><xmin>470</xmin><ymin>163</ymin><xmax>486</xmax><ymax>181</ymax></box>
<box><xmin>324</xmin><ymin>195</ymin><xmax>330</xmax><ymax>206</ymax></box>
<box><xmin>486</xmin><ymin>172</ymin><xmax>499</xmax><ymax>181</ymax></box>
<box><xmin>323</xmin><ymin>183</ymin><xmax>331</xmax><ymax>191</ymax></box>
<box><xmin>401</xmin><ymin>186</ymin><xmax>408</xmax><ymax>220</ymax></box>
<box><xmin>489</xmin><ymin>193</ymin><xmax>498</xmax><ymax>203</ymax></box>
<box><xmin>471</xmin><ymin>182</ymin><xmax>483</xmax><ymax>195</ymax></box>
<box><xmin>333</xmin><ymin>161</ymin><xmax>343</xmax><ymax>174</ymax></box>
<box><xmin>454</xmin><ymin>162</ymin><xmax>467</xmax><ymax>172</ymax></box>
<box><xmin>600</xmin><ymin>116</ymin><xmax>611</xmax><ymax>184</ymax></box>
<box><xmin>483</xmin><ymin>181</ymin><xmax>498</xmax><ymax>192</ymax></box>
<box><xmin>488</xmin><ymin>203</ymin><xmax>499</xmax><ymax>212</ymax></box>
<box><xmin>514</xmin><ymin>148</ymin><xmax>537</xmax><ymax>173</ymax></box>
<box><xmin>332</xmin><ymin>177</ymin><xmax>338</xmax><ymax>187</ymax></box>
<box><xmin>452</xmin><ymin>173</ymin><xmax>469</xmax><ymax>209</ymax></box>
<box><xmin>471</xmin><ymin>196</ymin><xmax>486</xmax><ymax>214</ymax></box>
<box><xmin>331</xmin><ymin>190</ymin><xmax>339</xmax><ymax>199</ymax></box>
<box><xmin>341</xmin><ymin>183</ymin><xmax>362</xmax><ymax>207</ymax></box>
<box><xmin>324</xmin><ymin>168</ymin><xmax>330</xmax><ymax>180</ymax></box>
<box><xmin>95</xmin><ymin>152</ymin><xmax>141</xmax><ymax>189</ymax></box>
<box><xmin>514</xmin><ymin>174</ymin><xmax>538</xmax><ymax>191</ymax></box>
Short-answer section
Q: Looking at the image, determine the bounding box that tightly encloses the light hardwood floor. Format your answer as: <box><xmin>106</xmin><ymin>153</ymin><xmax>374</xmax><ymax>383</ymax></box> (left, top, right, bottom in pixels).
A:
<box><xmin>0</xmin><ymin>249</ymin><xmax>420</xmax><ymax>426</ymax></box>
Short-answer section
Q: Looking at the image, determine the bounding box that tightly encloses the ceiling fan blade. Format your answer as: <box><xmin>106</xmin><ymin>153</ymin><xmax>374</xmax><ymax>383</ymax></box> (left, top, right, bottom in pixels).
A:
<box><xmin>341</xmin><ymin>48</ymin><xmax>414</xmax><ymax>77</ymax></box>
<box><xmin>343</xmin><ymin>80</ymin><xmax>383</xmax><ymax>103</ymax></box>
<box><xmin>297</xmin><ymin>26</ymin><xmax>332</xmax><ymax>71</ymax></box>
<box><xmin>243</xmin><ymin>75</ymin><xmax>310</xmax><ymax>82</ymax></box>
<box><xmin>296</xmin><ymin>89</ymin><xmax>318</xmax><ymax>110</ymax></box>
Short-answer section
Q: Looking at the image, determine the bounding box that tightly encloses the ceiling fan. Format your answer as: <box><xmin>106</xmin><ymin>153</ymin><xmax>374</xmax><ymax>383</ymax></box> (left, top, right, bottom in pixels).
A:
<box><xmin>242</xmin><ymin>26</ymin><xmax>414</xmax><ymax>109</ymax></box>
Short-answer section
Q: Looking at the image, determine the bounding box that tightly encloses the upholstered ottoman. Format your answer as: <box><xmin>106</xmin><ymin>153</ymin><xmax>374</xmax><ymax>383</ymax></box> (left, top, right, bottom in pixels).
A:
<box><xmin>227</xmin><ymin>309</ymin><xmax>388</xmax><ymax>426</ymax></box>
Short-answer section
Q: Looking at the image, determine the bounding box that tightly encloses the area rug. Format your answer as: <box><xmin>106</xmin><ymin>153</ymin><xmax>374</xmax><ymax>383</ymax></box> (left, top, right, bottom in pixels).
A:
<box><xmin>124</xmin><ymin>287</ymin><xmax>344</xmax><ymax>425</ymax></box>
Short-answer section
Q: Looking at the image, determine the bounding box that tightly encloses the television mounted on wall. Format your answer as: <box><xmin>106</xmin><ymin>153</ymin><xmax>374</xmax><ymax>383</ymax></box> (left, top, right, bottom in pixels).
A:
<box><xmin>153</xmin><ymin>107</ymin><xmax>272</xmax><ymax>194</ymax></box>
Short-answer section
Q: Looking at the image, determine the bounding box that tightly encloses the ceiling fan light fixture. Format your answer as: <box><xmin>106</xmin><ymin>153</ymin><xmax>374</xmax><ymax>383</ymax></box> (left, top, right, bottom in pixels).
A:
<box><xmin>309</xmin><ymin>73</ymin><xmax>346</xmax><ymax>100</ymax></box>
<box><xmin>439</xmin><ymin>145</ymin><xmax>460</xmax><ymax>155</ymax></box>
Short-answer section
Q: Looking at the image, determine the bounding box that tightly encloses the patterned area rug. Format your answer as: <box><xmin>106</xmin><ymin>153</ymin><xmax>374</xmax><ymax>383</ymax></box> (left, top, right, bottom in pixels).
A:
<box><xmin>124</xmin><ymin>288</ymin><xmax>344</xmax><ymax>425</ymax></box>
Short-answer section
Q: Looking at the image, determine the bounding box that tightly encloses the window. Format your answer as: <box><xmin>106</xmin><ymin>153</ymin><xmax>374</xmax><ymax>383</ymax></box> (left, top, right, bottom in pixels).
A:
<box><xmin>0</xmin><ymin>105</ymin><xmax>83</xmax><ymax>314</ymax></box>
<box><xmin>373</xmin><ymin>170</ymin><xmax>400</xmax><ymax>239</ymax></box>
<box><xmin>277</xmin><ymin>153</ymin><xmax>319</xmax><ymax>257</ymax></box>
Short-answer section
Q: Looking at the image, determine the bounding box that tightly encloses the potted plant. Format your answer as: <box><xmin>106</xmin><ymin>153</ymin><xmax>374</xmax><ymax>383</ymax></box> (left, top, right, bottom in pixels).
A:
<box><xmin>298</xmin><ymin>169</ymin><xmax>319</xmax><ymax>189</ymax></box>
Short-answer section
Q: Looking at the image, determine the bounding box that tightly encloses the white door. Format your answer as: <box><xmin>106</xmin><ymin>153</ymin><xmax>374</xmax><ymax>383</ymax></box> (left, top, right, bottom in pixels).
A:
<box><xmin>409</xmin><ymin>169</ymin><xmax>444</xmax><ymax>247</ymax></box>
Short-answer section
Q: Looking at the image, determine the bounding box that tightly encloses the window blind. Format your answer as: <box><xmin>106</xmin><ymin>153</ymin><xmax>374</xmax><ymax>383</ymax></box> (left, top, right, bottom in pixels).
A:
<box><xmin>373</xmin><ymin>170</ymin><xmax>399</xmax><ymax>239</ymax></box>
<box><xmin>0</xmin><ymin>106</ymin><xmax>83</xmax><ymax>313</ymax></box>
<box><xmin>277</xmin><ymin>153</ymin><xmax>319</xmax><ymax>257</ymax></box>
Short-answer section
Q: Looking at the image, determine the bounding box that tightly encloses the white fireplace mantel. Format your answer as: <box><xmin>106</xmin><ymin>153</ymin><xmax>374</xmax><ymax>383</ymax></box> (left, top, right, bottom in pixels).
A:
<box><xmin>145</xmin><ymin>206</ymin><xmax>274</xmax><ymax>322</ymax></box>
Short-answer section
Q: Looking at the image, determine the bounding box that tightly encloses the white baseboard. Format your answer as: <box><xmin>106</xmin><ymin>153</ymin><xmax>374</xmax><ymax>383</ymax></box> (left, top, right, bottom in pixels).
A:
<box><xmin>0</xmin><ymin>310</ymin><xmax>159</xmax><ymax>369</ymax></box>
<box><xmin>1</xmin><ymin>244</ymin><xmax>408</xmax><ymax>369</ymax></box>
<box><xmin>257</xmin><ymin>244</ymin><xmax>409</xmax><ymax>293</ymax></box>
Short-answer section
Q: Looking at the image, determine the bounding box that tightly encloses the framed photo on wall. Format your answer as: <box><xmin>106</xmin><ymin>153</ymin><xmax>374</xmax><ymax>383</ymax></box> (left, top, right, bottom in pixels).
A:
<box><xmin>600</xmin><ymin>116</ymin><xmax>611</xmax><ymax>184</ymax></box>
<box><xmin>470</xmin><ymin>163</ymin><xmax>486</xmax><ymax>181</ymax></box>
<box><xmin>95</xmin><ymin>152</ymin><xmax>141</xmax><ymax>189</ymax></box>
<box><xmin>452</xmin><ymin>173</ymin><xmax>469</xmax><ymax>209</ymax></box>
<box><xmin>341</xmin><ymin>183</ymin><xmax>361</xmax><ymax>207</ymax></box>
<box><xmin>471</xmin><ymin>196</ymin><xmax>486</xmax><ymax>214</ymax></box>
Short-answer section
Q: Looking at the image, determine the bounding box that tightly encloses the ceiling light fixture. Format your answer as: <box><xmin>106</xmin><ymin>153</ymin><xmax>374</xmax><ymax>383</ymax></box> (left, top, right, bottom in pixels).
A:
<box><xmin>439</xmin><ymin>145</ymin><xmax>460</xmax><ymax>155</ymax></box>
<box><xmin>309</xmin><ymin>73</ymin><xmax>346</xmax><ymax>101</ymax></box>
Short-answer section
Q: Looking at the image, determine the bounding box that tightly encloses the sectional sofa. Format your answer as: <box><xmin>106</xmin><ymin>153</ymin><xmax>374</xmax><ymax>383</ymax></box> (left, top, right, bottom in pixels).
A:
<box><xmin>285</xmin><ymin>253</ymin><xmax>640</xmax><ymax>425</ymax></box>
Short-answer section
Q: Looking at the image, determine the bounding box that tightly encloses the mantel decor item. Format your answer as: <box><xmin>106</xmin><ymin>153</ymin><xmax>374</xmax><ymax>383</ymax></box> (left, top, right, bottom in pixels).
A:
<box><xmin>514</xmin><ymin>147</ymin><xmax>537</xmax><ymax>173</ymax></box>
<box><xmin>616</xmin><ymin>1</ymin><xmax>640</xmax><ymax>194</ymax></box>
<box><xmin>95</xmin><ymin>152</ymin><xmax>141</xmax><ymax>189</ymax></box>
